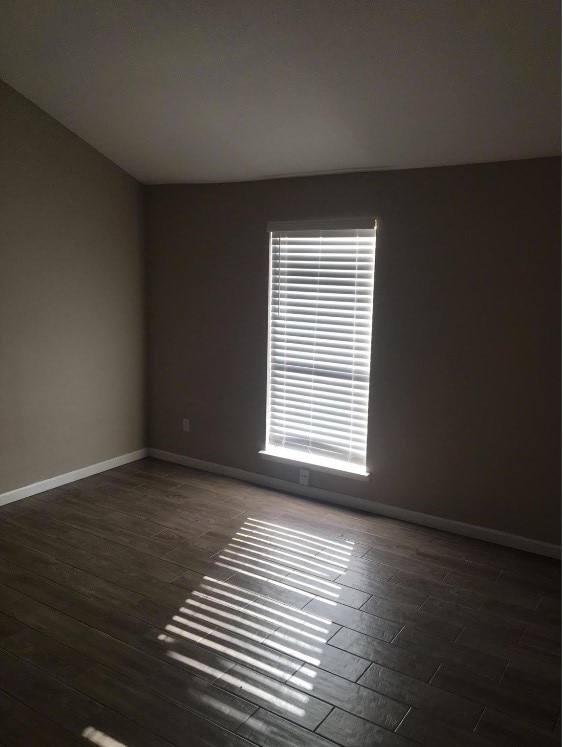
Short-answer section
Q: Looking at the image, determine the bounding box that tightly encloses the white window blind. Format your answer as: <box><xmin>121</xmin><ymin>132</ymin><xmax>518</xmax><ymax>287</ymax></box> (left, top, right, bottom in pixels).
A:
<box><xmin>264</xmin><ymin>222</ymin><xmax>376</xmax><ymax>476</ymax></box>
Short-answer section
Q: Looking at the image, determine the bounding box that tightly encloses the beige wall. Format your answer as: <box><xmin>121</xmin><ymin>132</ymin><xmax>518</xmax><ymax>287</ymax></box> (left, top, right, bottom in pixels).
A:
<box><xmin>0</xmin><ymin>81</ymin><xmax>145</xmax><ymax>493</ymax></box>
<box><xmin>146</xmin><ymin>158</ymin><xmax>560</xmax><ymax>545</ymax></box>
<box><xmin>2</xmin><ymin>79</ymin><xmax>558</xmax><ymax>545</ymax></box>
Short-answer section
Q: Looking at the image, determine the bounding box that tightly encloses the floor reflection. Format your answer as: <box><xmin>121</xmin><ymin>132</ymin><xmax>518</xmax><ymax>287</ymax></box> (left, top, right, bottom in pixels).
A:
<box><xmin>158</xmin><ymin>516</ymin><xmax>353</xmax><ymax>720</ymax></box>
<box><xmin>82</xmin><ymin>726</ymin><xmax>128</xmax><ymax>746</ymax></box>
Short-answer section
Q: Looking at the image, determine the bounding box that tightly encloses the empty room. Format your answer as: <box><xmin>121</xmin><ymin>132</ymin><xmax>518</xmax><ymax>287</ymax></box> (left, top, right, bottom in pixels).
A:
<box><xmin>0</xmin><ymin>1</ymin><xmax>560</xmax><ymax>745</ymax></box>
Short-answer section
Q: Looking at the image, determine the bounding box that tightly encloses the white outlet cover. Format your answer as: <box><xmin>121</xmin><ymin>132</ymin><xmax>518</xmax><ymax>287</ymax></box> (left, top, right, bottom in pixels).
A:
<box><xmin>182</xmin><ymin>418</ymin><xmax>190</xmax><ymax>432</ymax></box>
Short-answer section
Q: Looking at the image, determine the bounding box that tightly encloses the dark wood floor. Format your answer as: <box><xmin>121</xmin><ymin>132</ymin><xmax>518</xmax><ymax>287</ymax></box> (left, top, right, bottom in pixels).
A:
<box><xmin>0</xmin><ymin>458</ymin><xmax>559</xmax><ymax>746</ymax></box>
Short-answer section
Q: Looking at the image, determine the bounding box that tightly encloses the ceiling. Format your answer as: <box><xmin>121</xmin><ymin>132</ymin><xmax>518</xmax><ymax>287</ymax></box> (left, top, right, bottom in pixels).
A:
<box><xmin>1</xmin><ymin>0</ymin><xmax>560</xmax><ymax>183</ymax></box>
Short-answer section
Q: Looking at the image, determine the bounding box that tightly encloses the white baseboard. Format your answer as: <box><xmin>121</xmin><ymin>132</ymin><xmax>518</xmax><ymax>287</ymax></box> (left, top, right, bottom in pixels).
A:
<box><xmin>0</xmin><ymin>448</ymin><xmax>149</xmax><ymax>508</ymax></box>
<box><xmin>149</xmin><ymin>448</ymin><xmax>561</xmax><ymax>559</ymax></box>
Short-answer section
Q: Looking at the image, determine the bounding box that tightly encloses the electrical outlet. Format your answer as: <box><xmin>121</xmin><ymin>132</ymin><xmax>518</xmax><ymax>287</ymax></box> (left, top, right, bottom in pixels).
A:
<box><xmin>182</xmin><ymin>418</ymin><xmax>190</xmax><ymax>432</ymax></box>
<box><xmin>298</xmin><ymin>468</ymin><xmax>309</xmax><ymax>486</ymax></box>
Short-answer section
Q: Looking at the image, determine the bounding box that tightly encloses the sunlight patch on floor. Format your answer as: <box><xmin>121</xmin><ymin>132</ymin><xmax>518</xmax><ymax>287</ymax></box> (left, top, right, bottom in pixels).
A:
<box><xmin>158</xmin><ymin>515</ymin><xmax>354</xmax><ymax>719</ymax></box>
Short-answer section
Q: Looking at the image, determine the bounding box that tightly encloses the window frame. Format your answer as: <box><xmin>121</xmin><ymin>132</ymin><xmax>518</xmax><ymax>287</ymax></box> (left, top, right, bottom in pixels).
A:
<box><xmin>260</xmin><ymin>217</ymin><xmax>376</xmax><ymax>480</ymax></box>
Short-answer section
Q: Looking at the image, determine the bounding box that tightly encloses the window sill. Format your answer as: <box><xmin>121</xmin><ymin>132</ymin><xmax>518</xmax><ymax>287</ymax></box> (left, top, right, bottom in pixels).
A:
<box><xmin>259</xmin><ymin>447</ymin><xmax>370</xmax><ymax>481</ymax></box>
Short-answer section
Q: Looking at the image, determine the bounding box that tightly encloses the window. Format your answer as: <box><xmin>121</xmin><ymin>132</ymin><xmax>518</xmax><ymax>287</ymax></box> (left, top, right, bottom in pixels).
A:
<box><xmin>262</xmin><ymin>219</ymin><xmax>376</xmax><ymax>477</ymax></box>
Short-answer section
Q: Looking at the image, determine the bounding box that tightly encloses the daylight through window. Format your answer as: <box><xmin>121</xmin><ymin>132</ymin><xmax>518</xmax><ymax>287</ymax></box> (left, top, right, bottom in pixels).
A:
<box><xmin>264</xmin><ymin>221</ymin><xmax>376</xmax><ymax>476</ymax></box>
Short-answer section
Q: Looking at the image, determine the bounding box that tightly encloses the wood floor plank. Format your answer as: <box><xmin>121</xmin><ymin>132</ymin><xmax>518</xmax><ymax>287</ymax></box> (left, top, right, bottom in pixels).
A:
<box><xmin>237</xmin><ymin>708</ymin><xmax>338</xmax><ymax>747</ymax></box>
<box><xmin>392</xmin><ymin>624</ymin><xmax>509</xmax><ymax>681</ymax></box>
<box><xmin>0</xmin><ymin>650</ymin><xmax>175</xmax><ymax>746</ymax></box>
<box><xmin>0</xmin><ymin>625</ymin><xmax>94</xmax><ymax>683</ymax></box>
<box><xmin>0</xmin><ymin>534</ymin><xmax>145</xmax><ymax>610</ymax></box>
<box><xmin>0</xmin><ymin>610</ymin><xmax>22</xmax><ymax>641</ymax></box>
<box><xmin>328</xmin><ymin>626</ymin><xmax>440</xmax><ymax>681</ymax></box>
<box><xmin>72</xmin><ymin>665</ymin><xmax>255</xmax><ymax>746</ymax></box>
<box><xmin>412</xmin><ymin>549</ymin><xmax>502</xmax><ymax>582</ymax></box>
<box><xmin>214</xmin><ymin>660</ymin><xmax>334</xmax><ymax>730</ymax></box>
<box><xmin>455</xmin><ymin>626</ymin><xmax>561</xmax><ymax>679</ymax></box>
<box><xmin>361</xmin><ymin>595</ymin><xmax>464</xmax><ymax>641</ymax></box>
<box><xmin>357</xmin><ymin>662</ymin><xmax>484</xmax><ymax>730</ymax></box>
<box><xmin>315</xmin><ymin>708</ymin><xmax>415</xmax><ymax>746</ymax></box>
<box><xmin>500</xmin><ymin>663</ymin><xmax>561</xmax><ymax>701</ymax></box>
<box><xmin>475</xmin><ymin>707</ymin><xmax>562</xmax><ymax>745</ymax></box>
<box><xmin>389</xmin><ymin>571</ymin><xmax>489</xmax><ymax>610</ymax></box>
<box><xmin>0</xmin><ymin>566</ymin><xmax>247</xmax><ymax>690</ymax></box>
<box><xmin>431</xmin><ymin>664</ymin><xmax>560</xmax><ymax>730</ymax></box>
<box><xmin>0</xmin><ymin>523</ymin><xmax>213</xmax><ymax>610</ymax></box>
<box><xmin>327</xmin><ymin>570</ymin><xmax>429</xmax><ymax>607</ymax></box>
<box><xmin>0</xmin><ymin>690</ymin><xmax>86</xmax><ymax>746</ymax></box>
<box><xmin>0</xmin><ymin>458</ymin><xmax>559</xmax><ymax>746</ymax></box>
<box><xmin>441</xmin><ymin>570</ymin><xmax>544</xmax><ymax>608</ymax></box>
<box><xmin>418</xmin><ymin>596</ymin><xmax>528</xmax><ymax>639</ymax></box>
<box><xmin>0</xmin><ymin>583</ymin><xmax>258</xmax><ymax>731</ymax></box>
<box><xmin>396</xmin><ymin>709</ymin><xmax>495</xmax><ymax>745</ymax></box>
<box><xmin>286</xmin><ymin>665</ymin><xmax>409</xmax><ymax>731</ymax></box>
<box><xmin>7</xmin><ymin>513</ymin><xmax>186</xmax><ymax>581</ymax></box>
<box><xmin>356</xmin><ymin>547</ymin><xmax>450</xmax><ymax>582</ymax></box>
<box><xmin>32</xmin><ymin>507</ymin><xmax>186</xmax><ymax>556</ymax></box>
<box><xmin>303</xmin><ymin>597</ymin><xmax>406</xmax><ymax>643</ymax></box>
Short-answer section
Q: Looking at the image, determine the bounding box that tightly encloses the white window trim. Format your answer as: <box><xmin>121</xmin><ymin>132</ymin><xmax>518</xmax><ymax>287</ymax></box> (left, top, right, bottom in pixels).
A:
<box><xmin>259</xmin><ymin>447</ymin><xmax>370</xmax><ymax>481</ymax></box>
<box><xmin>262</xmin><ymin>217</ymin><xmax>376</xmax><ymax>480</ymax></box>
<box><xmin>267</xmin><ymin>217</ymin><xmax>377</xmax><ymax>232</ymax></box>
